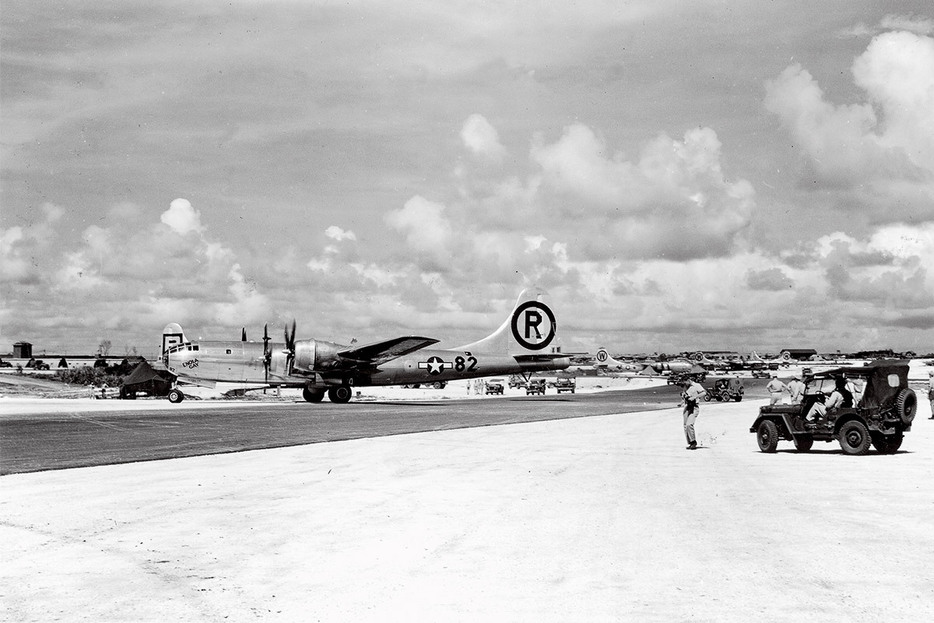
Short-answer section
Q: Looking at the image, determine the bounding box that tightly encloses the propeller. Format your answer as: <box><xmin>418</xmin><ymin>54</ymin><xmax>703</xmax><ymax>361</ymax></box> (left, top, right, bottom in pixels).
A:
<box><xmin>262</xmin><ymin>323</ymin><xmax>271</xmax><ymax>385</ymax></box>
<box><xmin>241</xmin><ymin>327</ymin><xmax>247</xmax><ymax>342</ymax></box>
<box><xmin>283</xmin><ymin>319</ymin><xmax>296</xmax><ymax>374</ymax></box>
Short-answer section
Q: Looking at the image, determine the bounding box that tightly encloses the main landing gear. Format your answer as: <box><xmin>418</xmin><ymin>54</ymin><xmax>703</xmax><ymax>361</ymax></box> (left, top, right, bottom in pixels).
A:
<box><xmin>167</xmin><ymin>388</ymin><xmax>185</xmax><ymax>404</ymax></box>
<box><xmin>302</xmin><ymin>384</ymin><xmax>353</xmax><ymax>403</ymax></box>
<box><xmin>302</xmin><ymin>386</ymin><xmax>325</xmax><ymax>403</ymax></box>
<box><xmin>327</xmin><ymin>385</ymin><xmax>353</xmax><ymax>404</ymax></box>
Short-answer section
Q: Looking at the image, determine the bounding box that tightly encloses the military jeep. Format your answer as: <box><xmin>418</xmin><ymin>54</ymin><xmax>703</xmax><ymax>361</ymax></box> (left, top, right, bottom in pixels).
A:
<box><xmin>704</xmin><ymin>377</ymin><xmax>744</xmax><ymax>402</ymax></box>
<box><xmin>750</xmin><ymin>360</ymin><xmax>916</xmax><ymax>455</ymax></box>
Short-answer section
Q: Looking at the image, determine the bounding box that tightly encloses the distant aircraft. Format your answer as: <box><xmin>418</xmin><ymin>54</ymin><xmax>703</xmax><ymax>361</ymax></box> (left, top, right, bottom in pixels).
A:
<box><xmin>593</xmin><ymin>349</ymin><xmax>643</xmax><ymax>373</ymax></box>
<box><xmin>690</xmin><ymin>352</ymin><xmax>723</xmax><ymax>367</ymax></box>
<box><xmin>748</xmin><ymin>351</ymin><xmax>791</xmax><ymax>365</ymax></box>
<box><xmin>594</xmin><ymin>349</ymin><xmax>698</xmax><ymax>376</ymax></box>
<box><xmin>161</xmin><ymin>288</ymin><xmax>570</xmax><ymax>404</ymax></box>
<box><xmin>642</xmin><ymin>358</ymin><xmax>700</xmax><ymax>375</ymax></box>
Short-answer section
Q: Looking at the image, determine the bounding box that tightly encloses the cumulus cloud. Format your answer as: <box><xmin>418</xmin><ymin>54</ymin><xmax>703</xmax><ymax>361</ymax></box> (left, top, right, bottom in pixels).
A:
<box><xmin>530</xmin><ymin>124</ymin><xmax>754</xmax><ymax>260</ymax></box>
<box><xmin>838</xmin><ymin>15</ymin><xmax>934</xmax><ymax>39</ymax></box>
<box><xmin>852</xmin><ymin>31</ymin><xmax>934</xmax><ymax>169</ymax></box>
<box><xmin>814</xmin><ymin>224</ymin><xmax>934</xmax><ymax>309</ymax></box>
<box><xmin>746</xmin><ymin>268</ymin><xmax>793</xmax><ymax>291</ymax></box>
<box><xmin>384</xmin><ymin>195</ymin><xmax>455</xmax><ymax>270</ymax></box>
<box><xmin>765</xmin><ymin>30</ymin><xmax>934</xmax><ymax>220</ymax></box>
<box><xmin>325</xmin><ymin>225</ymin><xmax>356</xmax><ymax>242</ymax></box>
<box><xmin>0</xmin><ymin>204</ymin><xmax>63</xmax><ymax>284</ymax></box>
<box><xmin>160</xmin><ymin>198</ymin><xmax>205</xmax><ymax>235</ymax></box>
<box><xmin>461</xmin><ymin>114</ymin><xmax>507</xmax><ymax>161</ymax></box>
<box><xmin>23</xmin><ymin>197</ymin><xmax>275</xmax><ymax>336</ymax></box>
<box><xmin>879</xmin><ymin>14</ymin><xmax>934</xmax><ymax>36</ymax></box>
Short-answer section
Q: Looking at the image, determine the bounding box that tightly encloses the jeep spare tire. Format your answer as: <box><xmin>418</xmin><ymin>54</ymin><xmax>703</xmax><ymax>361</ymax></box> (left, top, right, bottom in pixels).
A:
<box><xmin>895</xmin><ymin>388</ymin><xmax>917</xmax><ymax>426</ymax></box>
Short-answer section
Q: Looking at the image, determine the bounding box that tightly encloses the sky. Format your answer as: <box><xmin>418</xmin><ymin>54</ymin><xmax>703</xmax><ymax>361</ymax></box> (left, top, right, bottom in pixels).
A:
<box><xmin>2</xmin><ymin>0</ymin><xmax>934</xmax><ymax>358</ymax></box>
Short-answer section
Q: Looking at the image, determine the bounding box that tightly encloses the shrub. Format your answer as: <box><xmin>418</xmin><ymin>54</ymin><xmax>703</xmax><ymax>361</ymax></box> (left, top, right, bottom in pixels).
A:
<box><xmin>57</xmin><ymin>367</ymin><xmax>123</xmax><ymax>387</ymax></box>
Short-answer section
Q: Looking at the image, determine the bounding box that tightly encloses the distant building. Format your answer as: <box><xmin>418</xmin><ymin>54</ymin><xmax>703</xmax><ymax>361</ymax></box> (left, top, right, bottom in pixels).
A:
<box><xmin>13</xmin><ymin>341</ymin><xmax>32</xmax><ymax>358</ymax></box>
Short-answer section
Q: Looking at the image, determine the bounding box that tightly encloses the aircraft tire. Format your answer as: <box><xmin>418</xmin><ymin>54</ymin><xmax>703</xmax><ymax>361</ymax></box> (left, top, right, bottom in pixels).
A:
<box><xmin>302</xmin><ymin>387</ymin><xmax>325</xmax><ymax>403</ymax></box>
<box><xmin>328</xmin><ymin>385</ymin><xmax>353</xmax><ymax>404</ymax></box>
<box><xmin>167</xmin><ymin>388</ymin><xmax>185</xmax><ymax>404</ymax></box>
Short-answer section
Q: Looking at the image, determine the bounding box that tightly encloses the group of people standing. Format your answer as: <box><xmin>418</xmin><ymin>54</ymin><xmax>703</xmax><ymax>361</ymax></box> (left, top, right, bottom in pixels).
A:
<box><xmin>765</xmin><ymin>373</ymin><xmax>806</xmax><ymax>406</ymax></box>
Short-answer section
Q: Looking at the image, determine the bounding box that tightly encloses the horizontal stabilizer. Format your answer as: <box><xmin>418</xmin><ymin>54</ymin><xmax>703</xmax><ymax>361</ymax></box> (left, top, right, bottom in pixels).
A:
<box><xmin>514</xmin><ymin>353</ymin><xmax>571</xmax><ymax>371</ymax></box>
<box><xmin>513</xmin><ymin>354</ymin><xmax>569</xmax><ymax>363</ymax></box>
<box><xmin>338</xmin><ymin>336</ymin><xmax>439</xmax><ymax>366</ymax></box>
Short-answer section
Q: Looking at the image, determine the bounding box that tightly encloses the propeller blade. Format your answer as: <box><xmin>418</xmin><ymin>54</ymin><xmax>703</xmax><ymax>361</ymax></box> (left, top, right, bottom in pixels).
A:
<box><xmin>262</xmin><ymin>323</ymin><xmax>271</xmax><ymax>385</ymax></box>
<box><xmin>283</xmin><ymin>320</ymin><xmax>296</xmax><ymax>374</ymax></box>
<box><xmin>284</xmin><ymin>319</ymin><xmax>296</xmax><ymax>351</ymax></box>
<box><xmin>241</xmin><ymin>327</ymin><xmax>247</xmax><ymax>342</ymax></box>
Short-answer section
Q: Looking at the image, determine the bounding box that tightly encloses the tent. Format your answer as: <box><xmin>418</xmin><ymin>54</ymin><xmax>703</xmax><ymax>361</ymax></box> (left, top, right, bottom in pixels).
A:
<box><xmin>120</xmin><ymin>360</ymin><xmax>175</xmax><ymax>399</ymax></box>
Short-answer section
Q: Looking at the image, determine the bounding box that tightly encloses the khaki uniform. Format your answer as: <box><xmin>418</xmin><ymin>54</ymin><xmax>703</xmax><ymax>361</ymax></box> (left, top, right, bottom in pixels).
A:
<box><xmin>766</xmin><ymin>377</ymin><xmax>786</xmax><ymax>405</ymax></box>
<box><xmin>682</xmin><ymin>381</ymin><xmax>706</xmax><ymax>448</ymax></box>
<box><xmin>787</xmin><ymin>379</ymin><xmax>805</xmax><ymax>405</ymax></box>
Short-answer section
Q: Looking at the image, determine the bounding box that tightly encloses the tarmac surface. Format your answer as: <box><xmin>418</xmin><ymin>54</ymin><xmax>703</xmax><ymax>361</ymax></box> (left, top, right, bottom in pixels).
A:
<box><xmin>2</xmin><ymin>372</ymin><xmax>932</xmax><ymax>622</ymax></box>
<box><xmin>1</xmin><ymin>381</ymin><xmax>769</xmax><ymax>474</ymax></box>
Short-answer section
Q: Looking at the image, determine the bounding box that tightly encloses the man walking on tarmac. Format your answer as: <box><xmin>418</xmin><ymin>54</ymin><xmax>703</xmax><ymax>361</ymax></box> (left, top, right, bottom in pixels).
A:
<box><xmin>928</xmin><ymin>371</ymin><xmax>934</xmax><ymax>419</ymax></box>
<box><xmin>681</xmin><ymin>378</ymin><xmax>706</xmax><ymax>450</ymax></box>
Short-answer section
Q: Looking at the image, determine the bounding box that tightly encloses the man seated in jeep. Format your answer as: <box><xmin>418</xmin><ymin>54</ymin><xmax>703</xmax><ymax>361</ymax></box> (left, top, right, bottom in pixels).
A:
<box><xmin>806</xmin><ymin>376</ymin><xmax>852</xmax><ymax>424</ymax></box>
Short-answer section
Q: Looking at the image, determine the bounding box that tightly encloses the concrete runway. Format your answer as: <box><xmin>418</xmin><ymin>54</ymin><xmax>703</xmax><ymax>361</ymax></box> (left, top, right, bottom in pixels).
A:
<box><xmin>1</xmin><ymin>381</ymin><xmax>770</xmax><ymax>475</ymax></box>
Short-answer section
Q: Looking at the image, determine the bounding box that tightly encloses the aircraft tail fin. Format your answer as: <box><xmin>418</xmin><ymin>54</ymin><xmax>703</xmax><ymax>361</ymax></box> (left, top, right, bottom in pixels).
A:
<box><xmin>595</xmin><ymin>348</ymin><xmax>618</xmax><ymax>367</ymax></box>
<box><xmin>161</xmin><ymin>323</ymin><xmax>188</xmax><ymax>362</ymax></box>
<box><xmin>457</xmin><ymin>287</ymin><xmax>559</xmax><ymax>356</ymax></box>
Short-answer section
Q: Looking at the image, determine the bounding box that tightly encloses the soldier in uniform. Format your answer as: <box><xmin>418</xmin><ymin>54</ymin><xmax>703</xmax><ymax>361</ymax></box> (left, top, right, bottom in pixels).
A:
<box><xmin>928</xmin><ymin>371</ymin><xmax>934</xmax><ymax>419</ymax></box>
<box><xmin>765</xmin><ymin>374</ymin><xmax>786</xmax><ymax>405</ymax></box>
<box><xmin>787</xmin><ymin>374</ymin><xmax>805</xmax><ymax>405</ymax></box>
<box><xmin>680</xmin><ymin>378</ymin><xmax>706</xmax><ymax>450</ymax></box>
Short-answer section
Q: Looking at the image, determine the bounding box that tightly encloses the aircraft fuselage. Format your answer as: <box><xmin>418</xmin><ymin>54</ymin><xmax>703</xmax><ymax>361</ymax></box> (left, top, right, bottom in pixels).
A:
<box><xmin>166</xmin><ymin>340</ymin><xmax>569</xmax><ymax>389</ymax></box>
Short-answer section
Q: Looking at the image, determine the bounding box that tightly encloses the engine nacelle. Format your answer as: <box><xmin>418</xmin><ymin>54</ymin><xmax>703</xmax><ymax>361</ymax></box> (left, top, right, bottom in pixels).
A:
<box><xmin>292</xmin><ymin>339</ymin><xmax>346</xmax><ymax>373</ymax></box>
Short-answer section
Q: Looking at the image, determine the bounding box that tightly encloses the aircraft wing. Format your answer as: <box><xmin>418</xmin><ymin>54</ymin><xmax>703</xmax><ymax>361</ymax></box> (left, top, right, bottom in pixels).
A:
<box><xmin>337</xmin><ymin>336</ymin><xmax>440</xmax><ymax>367</ymax></box>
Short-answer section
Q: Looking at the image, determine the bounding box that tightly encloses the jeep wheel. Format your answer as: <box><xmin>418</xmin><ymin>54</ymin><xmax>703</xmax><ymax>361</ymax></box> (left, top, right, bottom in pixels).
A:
<box><xmin>733</xmin><ymin>395</ymin><xmax>742</xmax><ymax>402</ymax></box>
<box><xmin>838</xmin><ymin>420</ymin><xmax>871</xmax><ymax>455</ymax></box>
<box><xmin>871</xmin><ymin>432</ymin><xmax>903</xmax><ymax>454</ymax></box>
<box><xmin>895</xmin><ymin>388</ymin><xmax>917</xmax><ymax>426</ymax></box>
<box><xmin>756</xmin><ymin>420</ymin><xmax>779</xmax><ymax>453</ymax></box>
<box><xmin>793</xmin><ymin>436</ymin><xmax>813</xmax><ymax>452</ymax></box>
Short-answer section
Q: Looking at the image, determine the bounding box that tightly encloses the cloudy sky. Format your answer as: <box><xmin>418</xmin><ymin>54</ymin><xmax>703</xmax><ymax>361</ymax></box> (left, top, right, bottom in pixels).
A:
<box><xmin>2</xmin><ymin>1</ymin><xmax>934</xmax><ymax>358</ymax></box>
